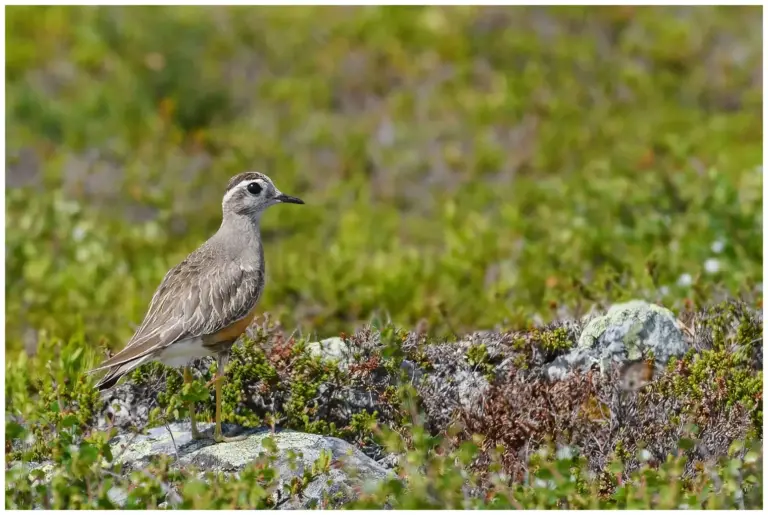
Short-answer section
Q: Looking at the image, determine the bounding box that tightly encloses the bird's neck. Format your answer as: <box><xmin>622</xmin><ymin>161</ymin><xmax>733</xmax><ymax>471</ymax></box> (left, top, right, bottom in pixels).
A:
<box><xmin>221</xmin><ymin>210</ymin><xmax>261</xmax><ymax>232</ymax></box>
<box><xmin>217</xmin><ymin>212</ymin><xmax>263</xmax><ymax>256</ymax></box>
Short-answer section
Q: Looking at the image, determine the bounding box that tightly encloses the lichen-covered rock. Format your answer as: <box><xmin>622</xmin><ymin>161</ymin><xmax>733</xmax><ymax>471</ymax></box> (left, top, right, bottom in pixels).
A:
<box><xmin>577</xmin><ymin>300</ymin><xmax>683</xmax><ymax>355</ymax></box>
<box><xmin>545</xmin><ymin>300</ymin><xmax>686</xmax><ymax>380</ymax></box>
<box><xmin>109</xmin><ymin>422</ymin><xmax>390</xmax><ymax>509</ymax></box>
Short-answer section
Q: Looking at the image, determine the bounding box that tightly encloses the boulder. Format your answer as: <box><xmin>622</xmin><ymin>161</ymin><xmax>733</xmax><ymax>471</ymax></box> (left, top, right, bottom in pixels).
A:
<box><xmin>109</xmin><ymin>422</ymin><xmax>390</xmax><ymax>509</ymax></box>
<box><xmin>545</xmin><ymin>300</ymin><xmax>686</xmax><ymax>381</ymax></box>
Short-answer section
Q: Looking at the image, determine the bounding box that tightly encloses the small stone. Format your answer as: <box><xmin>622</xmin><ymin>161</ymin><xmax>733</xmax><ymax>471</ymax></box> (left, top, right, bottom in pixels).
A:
<box><xmin>306</xmin><ymin>337</ymin><xmax>351</xmax><ymax>369</ymax></box>
<box><xmin>107</xmin><ymin>486</ymin><xmax>128</xmax><ymax>507</ymax></box>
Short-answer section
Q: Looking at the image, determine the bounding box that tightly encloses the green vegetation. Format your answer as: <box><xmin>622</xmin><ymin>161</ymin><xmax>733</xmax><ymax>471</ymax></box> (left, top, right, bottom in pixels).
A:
<box><xmin>10</xmin><ymin>408</ymin><xmax>761</xmax><ymax>510</ymax></box>
<box><xmin>466</xmin><ymin>343</ymin><xmax>495</xmax><ymax>377</ymax></box>
<box><xmin>663</xmin><ymin>302</ymin><xmax>764</xmax><ymax>428</ymax></box>
<box><xmin>6</xmin><ymin>5</ymin><xmax>762</xmax><ymax>349</ymax></box>
<box><xmin>349</xmin><ymin>411</ymin><xmax>762</xmax><ymax>509</ymax></box>
<box><xmin>5</xmin><ymin>5</ymin><xmax>762</xmax><ymax>510</ymax></box>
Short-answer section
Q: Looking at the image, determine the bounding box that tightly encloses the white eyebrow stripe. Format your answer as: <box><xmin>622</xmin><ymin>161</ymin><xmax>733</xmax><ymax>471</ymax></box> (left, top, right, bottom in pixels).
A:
<box><xmin>222</xmin><ymin>181</ymin><xmax>252</xmax><ymax>204</ymax></box>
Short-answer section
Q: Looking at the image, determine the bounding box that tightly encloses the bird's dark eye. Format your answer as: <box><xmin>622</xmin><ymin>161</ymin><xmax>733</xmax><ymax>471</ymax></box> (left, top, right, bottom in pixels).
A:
<box><xmin>247</xmin><ymin>182</ymin><xmax>262</xmax><ymax>195</ymax></box>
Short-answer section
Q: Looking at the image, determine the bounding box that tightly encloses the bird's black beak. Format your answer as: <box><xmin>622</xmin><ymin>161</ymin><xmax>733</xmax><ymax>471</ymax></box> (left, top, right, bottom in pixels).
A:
<box><xmin>275</xmin><ymin>193</ymin><xmax>304</xmax><ymax>205</ymax></box>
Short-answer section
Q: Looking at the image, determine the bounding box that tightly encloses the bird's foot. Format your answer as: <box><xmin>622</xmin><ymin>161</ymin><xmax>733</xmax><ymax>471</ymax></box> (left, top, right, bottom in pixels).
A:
<box><xmin>213</xmin><ymin>431</ymin><xmax>248</xmax><ymax>444</ymax></box>
<box><xmin>190</xmin><ymin>426</ymin><xmax>205</xmax><ymax>441</ymax></box>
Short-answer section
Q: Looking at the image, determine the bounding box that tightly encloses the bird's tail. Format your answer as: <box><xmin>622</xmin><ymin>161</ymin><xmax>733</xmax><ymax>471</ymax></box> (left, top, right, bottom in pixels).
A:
<box><xmin>94</xmin><ymin>355</ymin><xmax>152</xmax><ymax>391</ymax></box>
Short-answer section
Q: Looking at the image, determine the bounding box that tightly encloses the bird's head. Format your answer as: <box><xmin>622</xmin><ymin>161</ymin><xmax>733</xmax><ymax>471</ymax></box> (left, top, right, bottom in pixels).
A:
<box><xmin>222</xmin><ymin>171</ymin><xmax>304</xmax><ymax>218</ymax></box>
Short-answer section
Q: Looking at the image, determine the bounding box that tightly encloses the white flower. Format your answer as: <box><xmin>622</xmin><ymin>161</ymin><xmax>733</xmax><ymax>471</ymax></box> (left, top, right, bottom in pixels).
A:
<box><xmin>72</xmin><ymin>226</ymin><xmax>86</xmax><ymax>242</ymax></box>
<box><xmin>704</xmin><ymin>258</ymin><xmax>720</xmax><ymax>274</ymax></box>
<box><xmin>711</xmin><ymin>240</ymin><xmax>725</xmax><ymax>254</ymax></box>
<box><xmin>677</xmin><ymin>273</ymin><xmax>693</xmax><ymax>287</ymax></box>
<box><xmin>556</xmin><ymin>446</ymin><xmax>573</xmax><ymax>460</ymax></box>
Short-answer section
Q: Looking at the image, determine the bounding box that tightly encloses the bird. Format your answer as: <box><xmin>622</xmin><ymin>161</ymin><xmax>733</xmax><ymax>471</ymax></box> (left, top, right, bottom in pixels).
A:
<box><xmin>88</xmin><ymin>172</ymin><xmax>304</xmax><ymax>443</ymax></box>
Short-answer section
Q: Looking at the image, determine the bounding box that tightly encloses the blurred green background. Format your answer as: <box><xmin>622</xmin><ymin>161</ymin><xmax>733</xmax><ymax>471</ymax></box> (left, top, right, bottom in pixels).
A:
<box><xmin>5</xmin><ymin>5</ymin><xmax>762</xmax><ymax>356</ymax></box>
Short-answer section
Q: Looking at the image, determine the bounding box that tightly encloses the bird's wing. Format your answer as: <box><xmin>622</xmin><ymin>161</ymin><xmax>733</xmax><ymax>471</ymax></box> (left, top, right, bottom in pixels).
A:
<box><xmin>89</xmin><ymin>254</ymin><xmax>263</xmax><ymax>372</ymax></box>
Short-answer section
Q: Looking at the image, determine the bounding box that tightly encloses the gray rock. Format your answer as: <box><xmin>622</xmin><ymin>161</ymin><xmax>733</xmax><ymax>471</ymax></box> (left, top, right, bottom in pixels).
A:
<box><xmin>376</xmin><ymin>452</ymin><xmax>402</xmax><ymax>469</ymax></box>
<box><xmin>107</xmin><ymin>486</ymin><xmax>128</xmax><ymax>507</ymax></box>
<box><xmin>109</xmin><ymin>422</ymin><xmax>390</xmax><ymax>509</ymax></box>
<box><xmin>455</xmin><ymin>369</ymin><xmax>490</xmax><ymax>414</ymax></box>
<box><xmin>545</xmin><ymin>347</ymin><xmax>595</xmax><ymax>381</ymax></box>
<box><xmin>546</xmin><ymin>300</ymin><xmax>686</xmax><ymax>380</ymax></box>
<box><xmin>418</xmin><ymin>331</ymin><xmax>516</xmax><ymax>430</ymax></box>
<box><xmin>308</xmin><ymin>332</ymin><xmax>422</xmax><ymax>382</ymax></box>
<box><xmin>399</xmin><ymin>359</ymin><xmax>424</xmax><ymax>384</ymax></box>
<box><xmin>97</xmin><ymin>380</ymin><xmax>162</xmax><ymax>431</ymax></box>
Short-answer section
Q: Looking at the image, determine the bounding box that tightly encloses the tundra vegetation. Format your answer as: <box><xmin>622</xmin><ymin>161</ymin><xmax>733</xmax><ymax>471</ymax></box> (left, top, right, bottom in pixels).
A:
<box><xmin>5</xmin><ymin>5</ymin><xmax>762</xmax><ymax>509</ymax></box>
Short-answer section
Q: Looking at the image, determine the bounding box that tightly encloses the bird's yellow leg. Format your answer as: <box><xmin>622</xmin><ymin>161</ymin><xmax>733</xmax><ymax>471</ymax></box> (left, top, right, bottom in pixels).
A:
<box><xmin>213</xmin><ymin>357</ymin><xmax>246</xmax><ymax>443</ymax></box>
<box><xmin>183</xmin><ymin>366</ymin><xmax>203</xmax><ymax>440</ymax></box>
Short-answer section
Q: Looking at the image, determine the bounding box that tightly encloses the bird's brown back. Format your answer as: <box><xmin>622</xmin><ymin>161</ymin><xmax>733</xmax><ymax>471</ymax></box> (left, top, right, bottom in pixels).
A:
<box><xmin>92</xmin><ymin>227</ymin><xmax>265</xmax><ymax>371</ymax></box>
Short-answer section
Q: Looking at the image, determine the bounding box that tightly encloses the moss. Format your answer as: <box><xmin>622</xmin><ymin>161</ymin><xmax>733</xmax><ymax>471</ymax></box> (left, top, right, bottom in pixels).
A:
<box><xmin>613</xmin><ymin>440</ymin><xmax>632</xmax><ymax>463</ymax></box>
<box><xmin>521</xmin><ymin>325</ymin><xmax>576</xmax><ymax>365</ymax></box>
<box><xmin>411</xmin><ymin>350</ymin><xmax>433</xmax><ymax>372</ymax></box>
<box><xmin>663</xmin><ymin>351</ymin><xmax>762</xmax><ymax>429</ymax></box>
<box><xmin>466</xmin><ymin>343</ymin><xmax>495</xmax><ymax>378</ymax></box>
<box><xmin>659</xmin><ymin>301</ymin><xmax>763</xmax><ymax>429</ymax></box>
<box><xmin>539</xmin><ymin>327</ymin><xmax>574</xmax><ymax>353</ymax></box>
<box><xmin>513</xmin><ymin>354</ymin><xmax>529</xmax><ymax>371</ymax></box>
<box><xmin>512</xmin><ymin>337</ymin><xmax>527</xmax><ymax>351</ymax></box>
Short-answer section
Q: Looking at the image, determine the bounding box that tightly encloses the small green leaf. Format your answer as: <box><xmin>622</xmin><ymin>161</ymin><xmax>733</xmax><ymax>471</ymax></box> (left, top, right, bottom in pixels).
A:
<box><xmin>457</xmin><ymin>441</ymin><xmax>479</xmax><ymax>466</ymax></box>
<box><xmin>608</xmin><ymin>460</ymin><xmax>625</xmax><ymax>474</ymax></box>
<box><xmin>60</xmin><ymin>414</ymin><xmax>79</xmax><ymax>429</ymax></box>
<box><xmin>182</xmin><ymin>479</ymin><xmax>208</xmax><ymax>497</ymax></box>
<box><xmin>728</xmin><ymin>440</ymin><xmax>744</xmax><ymax>456</ymax></box>
<box><xmin>6</xmin><ymin>420</ymin><xmax>27</xmax><ymax>440</ymax></box>
<box><xmin>78</xmin><ymin>443</ymin><xmax>99</xmax><ymax>465</ymax></box>
<box><xmin>180</xmin><ymin>381</ymin><xmax>209</xmax><ymax>403</ymax></box>
<box><xmin>262</xmin><ymin>436</ymin><xmax>278</xmax><ymax>454</ymax></box>
<box><xmin>536</xmin><ymin>466</ymin><xmax>554</xmax><ymax>481</ymax></box>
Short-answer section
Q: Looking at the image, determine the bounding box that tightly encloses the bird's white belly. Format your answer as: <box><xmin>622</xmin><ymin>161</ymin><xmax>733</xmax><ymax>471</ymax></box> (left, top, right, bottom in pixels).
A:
<box><xmin>156</xmin><ymin>338</ymin><xmax>212</xmax><ymax>368</ymax></box>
